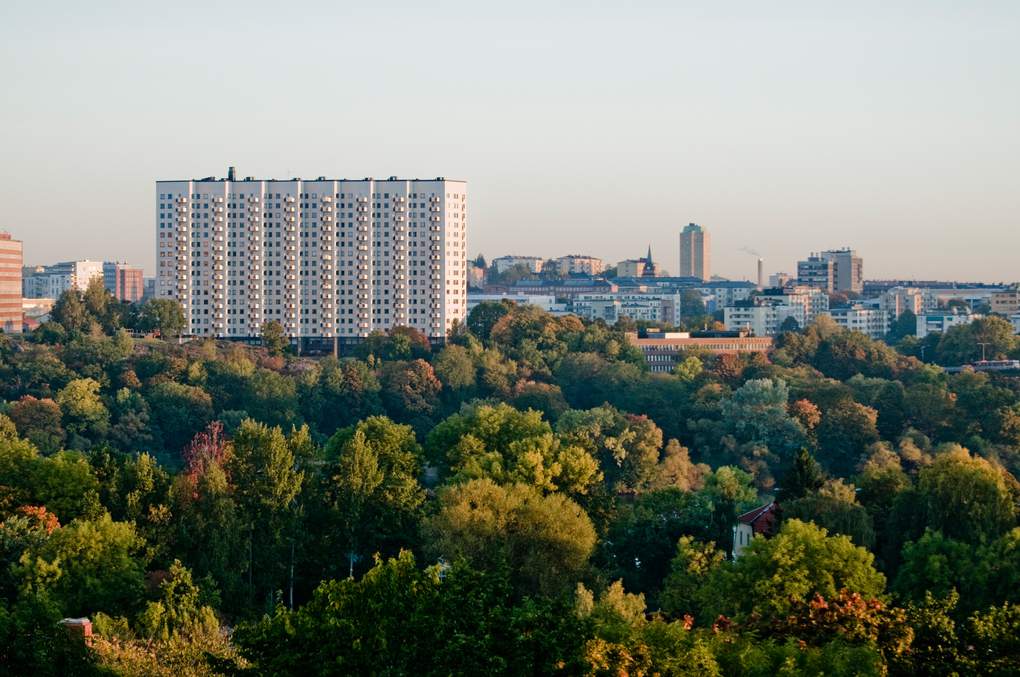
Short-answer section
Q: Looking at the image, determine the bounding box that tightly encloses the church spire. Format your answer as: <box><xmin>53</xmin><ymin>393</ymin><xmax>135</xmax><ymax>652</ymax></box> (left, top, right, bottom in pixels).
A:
<box><xmin>646</xmin><ymin>244</ymin><xmax>653</xmax><ymax>263</ymax></box>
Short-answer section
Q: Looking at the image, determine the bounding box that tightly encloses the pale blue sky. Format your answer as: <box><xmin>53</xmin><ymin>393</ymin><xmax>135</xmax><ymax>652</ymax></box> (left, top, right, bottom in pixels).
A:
<box><xmin>1</xmin><ymin>1</ymin><xmax>1018</xmax><ymax>282</ymax></box>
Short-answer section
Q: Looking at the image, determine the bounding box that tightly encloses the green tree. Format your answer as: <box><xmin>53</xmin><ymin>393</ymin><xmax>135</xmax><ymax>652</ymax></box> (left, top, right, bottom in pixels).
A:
<box><xmin>260</xmin><ymin>320</ymin><xmax>288</xmax><ymax>356</ymax></box>
<box><xmin>50</xmin><ymin>289</ymin><xmax>89</xmax><ymax>335</ymax></box>
<box><xmin>425</xmin><ymin>479</ymin><xmax>597</xmax><ymax>596</ymax></box>
<box><xmin>702</xmin><ymin>519</ymin><xmax>886</xmax><ymax>624</ymax></box>
<box><xmin>427</xmin><ymin>402</ymin><xmax>601</xmax><ymax>497</ymax></box>
<box><xmin>14</xmin><ymin>512</ymin><xmax>146</xmax><ymax>618</ymax></box>
<box><xmin>147</xmin><ymin>382</ymin><xmax>214</xmax><ymax>454</ymax></box>
<box><xmin>137</xmin><ymin>298</ymin><xmax>186</xmax><ymax>339</ymax></box>
<box><xmin>8</xmin><ymin>396</ymin><xmax>65</xmax><ymax>454</ymax></box>
<box><xmin>556</xmin><ymin>406</ymin><xmax>665</xmax><ymax>493</ymax></box>
<box><xmin>55</xmin><ymin>378</ymin><xmax>109</xmax><ymax>447</ymax></box>
<box><xmin>916</xmin><ymin>446</ymin><xmax>1016</xmax><ymax>543</ymax></box>
<box><xmin>322</xmin><ymin>417</ymin><xmax>425</xmax><ymax>578</ymax></box>
<box><xmin>659</xmin><ymin>536</ymin><xmax>726</xmax><ymax>618</ymax></box>
<box><xmin>225</xmin><ymin>420</ymin><xmax>304</xmax><ymax>611</ymax></box>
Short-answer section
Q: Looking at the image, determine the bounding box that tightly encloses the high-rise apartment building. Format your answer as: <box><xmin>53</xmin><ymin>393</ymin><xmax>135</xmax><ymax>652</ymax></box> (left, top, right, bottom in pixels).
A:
<box><xmin>104</xmin><ymin>262</ymin><xmax>145</xmax><ymax>302</ymax></box>
<box><xmin>156</xmin><ymin>171</ymin><xmax>467</xmax><ymax>342</ymax></box>
<box><xmin>797</xmin><ymin>248</ymin><xmax>863</xmax><ymax>294</ymax></box>
<box><xmin>679</xmin><ymin>223</ymin><xmax>710</xmax><ymax>281</ymax></box>
<box><xmin>0</xmin><ymin>233</ymin><xmax>23</xmax><ymax>333</ymax></box>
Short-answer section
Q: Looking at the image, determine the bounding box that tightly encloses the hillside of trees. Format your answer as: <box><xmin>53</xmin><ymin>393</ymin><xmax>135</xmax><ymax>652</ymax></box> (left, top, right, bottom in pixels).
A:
<box><xmin>2</xmin><ymin>286</ymin><xmax>1020</xmax><ymax>675</ymax></box>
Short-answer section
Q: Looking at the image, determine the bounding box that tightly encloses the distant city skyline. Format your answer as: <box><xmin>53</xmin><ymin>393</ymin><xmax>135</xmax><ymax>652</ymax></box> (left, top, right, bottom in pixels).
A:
<box><xmin>2</xmin><ymin>2</ymin><xmax>1018</xmax><ymax>282</ymax></box>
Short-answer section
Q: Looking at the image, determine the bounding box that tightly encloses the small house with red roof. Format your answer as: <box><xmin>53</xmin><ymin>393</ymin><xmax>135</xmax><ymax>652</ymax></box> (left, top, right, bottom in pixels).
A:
<box><xmin>732</xmin><ymin>502</ymin><xmax>779</xmax><ymax>559</ymax></box>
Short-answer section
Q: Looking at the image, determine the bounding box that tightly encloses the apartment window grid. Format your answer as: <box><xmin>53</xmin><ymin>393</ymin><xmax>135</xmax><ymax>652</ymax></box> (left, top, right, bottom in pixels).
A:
<box><xmin>157</xmin><ymin>178</ymin><xmax>466</xmax><ymax>340</ymax></box>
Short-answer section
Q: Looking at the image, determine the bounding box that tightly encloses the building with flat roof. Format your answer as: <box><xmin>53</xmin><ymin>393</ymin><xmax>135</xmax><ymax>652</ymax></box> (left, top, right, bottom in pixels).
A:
<box><xmin>797</xmin><ymin>248</ymin><xmax>863</xmax><ymax>294</ymax></box>
<box><xmin>829</xmin><ymin>305</ymin><xmax>890</xmax><ymax>339</ymax></box>
<box><xmin>23</xmin><ymin>260</ymin><xmax>104</xmax><ymax>299</ymax></box>
<box><xmin>490</xmin><ymin>255</ymin><xmax>544</xmax><ymax>275</ymax></box>
<box><xmin>627</xmin><ymin>330</ymin><xmax>772</xmax><ymax>373</ymax></box>
<box><xmin>678</xmin><ymin>223</ymin><xmax>710</xmax><ymax>281</ymax></box>
<box><xmin>916</xmin><ymin>311</ymin><xmax>981</xmax><ymax>339</ymax></box>
<box><xmin>552</xmin><ymin>255</ymin><xmax>605</xmax><ymax>277</ymax></box>
<box><xmin>104</xmin><ymin>262</ymin><xmax>145</xmax><ymax>302</ymax></box>
<box><xmin>0</xmin><ymin>233</ymin><xmax>23</xmax><ymax>333</ymax></box>
<box><xmin>157</xmin><ymin>169</ymin><xmax>466</xmax><ymax>341</ymax></box>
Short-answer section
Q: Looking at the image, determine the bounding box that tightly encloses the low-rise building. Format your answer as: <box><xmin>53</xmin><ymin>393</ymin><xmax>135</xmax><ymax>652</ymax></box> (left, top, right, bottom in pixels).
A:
<box><xmin>627</xmin><ymin>330</ymin><xmax>773</xmax><ymax>373</ymax></box>
<box><xmin>916</xmin><ymin>311</ymin><xmax>982</xmax><ymax>339</ymax></box>
<box><xmin>732</xmin><ymin>502</ymin><xmax>779</xmax><ymax>559</ymax></box>
<box><xmin>467</xmin><ymin>293</ymin><xmax>564</xmax><ymax>314</ymax></box>
<box><xmin>490</xmin><ymin>255</ymin><xmax>544</xmax><ymax>275</ymax></box>
<box><xmin>572</xmin><ymin>292</ymin><xmax>681</xmax><ymax>325</ymax></box>
<box><xmin>991</xmin><ymin>286</ymin><xmax>1020</xmax><ymax>315</ymax></box>
<box><xmin>616</xmin><ymin>259</ymin><xmax>647</xmax><ymax>278</ymax></box>
<box><xmin>509</xmin><ymin>277</ymin><xmax>617</xmax><ymax>298</ymax></box>
<box><xmin>696</xmin><ymin>280</ymin><xmax>757</xmax><ymax>311</ymax></box>
<box><xmin>552</xmin><ymin>254</ymin><xmax>605</xmax><ymax>277</ymax></box>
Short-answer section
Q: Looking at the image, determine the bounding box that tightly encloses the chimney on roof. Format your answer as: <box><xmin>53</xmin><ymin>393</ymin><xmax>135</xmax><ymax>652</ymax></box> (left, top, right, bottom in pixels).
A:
<box><xmin>227</xmin><ymin>166</ymin><xmax>236</xmax><ymax>181</ymax></box>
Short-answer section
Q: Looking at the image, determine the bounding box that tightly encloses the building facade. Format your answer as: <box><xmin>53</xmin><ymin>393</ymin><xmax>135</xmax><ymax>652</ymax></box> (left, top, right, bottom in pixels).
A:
<box><xmin>797</xmin><ymin>248</ymin><xmax>863</xmax><ymax>294</ymax></box>
<box><xmin>103</xmin><ymin>262</ymin><xmax>145</xmax><ymax>302</ymax></box>
<box><xmin>797</xmin><ymin>254</ymin><xmax>835</xmax><ymax>294</ymax></box>
<box><xmin>616</xmin><ymin>259</ymin><xmax>647</xmax><ymax>278</ymax></box>
<box><xmin>678</xmin><ymin>223</ymin><xmax>710</xmax><ymax>281</ymax></box>
<box><xmin>627</xmin><ymin>330</ymin><xmax>773</xmax><ymax>373</ymax></box>
<box><xmin>0</xmin><ymin>233</ymin><xmax>23</xmax><ymax>332</ymax></box>
<box><xmin>23</xmin><ymin>260</ymin><xmax>104</xmax><ymax>299</ymax></box>
<box><xmin>879</xmin><ymin>286</ymin><xmax>925</xmax><ymax>318</ymax></box>
<box><xmin>157</xmin><ymin>172</ymin><xmax>467</xmax><ymax>341</ymax></box>
<box><xmin>490</xmin><ymin>255</ymin><xmax>544</xmax><ymax>275</ymax></box>
<box><xmin>552</xmin><ymin>255</ymin><xmax>605</xmax><ymax>277</ymax></box>
<box><xmin>991</xmin><ymin>286</ymin><xmax>1020</xmax><ymax>315</ymax></box>
<box><xmin>916</xmin><ymin>311</ymin><xmax>981</xmax><ymax>339</ymax></box>
<box><xmin>829</xmin><ymin>305</ymin><xmax>890</xmax><ymax>339</ymax></box>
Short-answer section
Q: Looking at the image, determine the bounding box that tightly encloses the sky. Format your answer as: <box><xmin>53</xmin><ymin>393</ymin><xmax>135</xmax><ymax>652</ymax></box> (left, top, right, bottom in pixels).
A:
<box><xmin>1</xmin><ymin>1</ymin><xmax>1018</xmax><ymax>282</ymax></box>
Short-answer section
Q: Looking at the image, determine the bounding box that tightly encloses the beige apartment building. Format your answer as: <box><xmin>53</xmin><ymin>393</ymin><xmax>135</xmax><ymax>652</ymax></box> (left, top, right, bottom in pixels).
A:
<box><xmin>679</xmin><ymin>223</ymin><xmax>710</xmax><ymax>281</ymax></box>
<box><xmin>991</xmin><ymin>286</ymin><xmax>1020</xmax><ymax>315</ymax></box>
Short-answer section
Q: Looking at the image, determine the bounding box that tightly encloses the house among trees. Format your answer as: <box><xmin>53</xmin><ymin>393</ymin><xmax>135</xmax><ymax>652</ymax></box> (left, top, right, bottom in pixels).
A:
<box><xmin>732</xmin><ymin>502</ymin><xmax>779</xmax><ymax>559</ymax></box>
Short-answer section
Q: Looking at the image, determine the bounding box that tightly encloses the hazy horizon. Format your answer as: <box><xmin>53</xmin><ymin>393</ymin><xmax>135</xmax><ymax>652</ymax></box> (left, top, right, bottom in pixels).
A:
<box><xmin>2</xmin><ymin>1</ymin><xmax>1018</xmax><ymax>282</ymax></box>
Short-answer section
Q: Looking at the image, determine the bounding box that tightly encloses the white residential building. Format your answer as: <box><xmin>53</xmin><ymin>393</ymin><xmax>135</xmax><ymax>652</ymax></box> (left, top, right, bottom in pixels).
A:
<box><xmin>157</xmin><ymin>170</ymin><xmax>467</xmax><ymax>341</ymax></box>
<box><xmin>723</xmin><ymin>287</ymin><xmax>828</xmax><ymax>336</ymax></box>
<box><xmin>572</xmin><ymin>292</ymin><xmax>682</xmax><ymax>325</ymax></box>
<box><xmin>23</xmin><ymin>260</ymin><xmax>105</xmax><ymax>298</ymax></box>
<box><xmin>490</xmin><ymin>255</ymin><xmax>544</xmax><ymax>275</ymax></box>
<box><xmin>467</xmin><ymin>293</ymin><xmax>565</xmax><ymax>315</ymax></box>
<box><xmin>829</xmin><ymin>305</ymin><xmax>890</xmax><ymax>339</ymax></box>
<box><xmin>916</xmin><ymin>311</ymin><xmax>982</xmax><ymax>339</ymax></box>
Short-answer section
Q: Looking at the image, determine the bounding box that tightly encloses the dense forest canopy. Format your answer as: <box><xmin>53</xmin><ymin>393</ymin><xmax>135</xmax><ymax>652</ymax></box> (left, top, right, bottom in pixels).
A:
<box><xmin>2</xmin><ymin>285</ymin><xmax>1020</xmax><ymax>675</ymax></box>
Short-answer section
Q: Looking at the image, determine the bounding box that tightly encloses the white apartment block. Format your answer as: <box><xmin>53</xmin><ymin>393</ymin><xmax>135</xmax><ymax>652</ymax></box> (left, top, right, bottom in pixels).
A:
<box><xmin>490</xmin><ymin>255</ymin><xmax>544</xmax><ymax>275</ymax></box>
<box><xmin>23</xmin><ymin>260</ymin><xmax>105</xmax><ymax>299</ymax></box>
<box><xmin>572</xmin><ymin>292</ymin><xmax>681</xmax><ymax>325</ymax></box>
<box><xmin>829</xmin><ymin>305</ymin><xmax>890</xmax><ymax>339</ymax></box>
<box><xmin>916</xmin><ymin>311</ymin><xmax>982</xmax><ymax>339</ymax></box>
<box><xmin>724</xmin><ymin>304</ymin><xmax>802</xmax><ymax>337</ymax></box>
<box><xmin>723</xmin><ymin>287</ymin><xmax>828</xmax><ymax>336</ymax></box>
<box><xmin>157</xmin><ymin>172</ymin><xmax>467</xmax><ymax>341</ymax></box>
